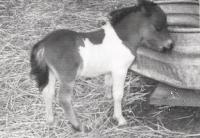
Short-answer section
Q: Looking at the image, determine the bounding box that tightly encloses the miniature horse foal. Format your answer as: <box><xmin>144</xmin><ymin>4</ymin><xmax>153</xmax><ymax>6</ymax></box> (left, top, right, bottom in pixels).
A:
<box><xmin>30</xmin><ymin>0</ymin><xmax>173</xmax><ymax>131</ymax></box>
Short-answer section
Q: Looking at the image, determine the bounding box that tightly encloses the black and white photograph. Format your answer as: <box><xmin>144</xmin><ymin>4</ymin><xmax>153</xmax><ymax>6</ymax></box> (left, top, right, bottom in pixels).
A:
<box><xmin>1</xmin><ymin>0</ymin><xmax>200</xmax><ymax>137</ymax></box>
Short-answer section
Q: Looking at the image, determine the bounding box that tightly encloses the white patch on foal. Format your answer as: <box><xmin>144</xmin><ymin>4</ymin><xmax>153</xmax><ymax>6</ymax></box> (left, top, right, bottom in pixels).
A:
<box><xmin>79</xmin><ymin>22</ymin><xmax>135</xmax><ymax>77</ymax></box>
<box><xmin>78</xmin><ymin>22</ymin><xmax>135</xmax><ymax>126</ymax></box>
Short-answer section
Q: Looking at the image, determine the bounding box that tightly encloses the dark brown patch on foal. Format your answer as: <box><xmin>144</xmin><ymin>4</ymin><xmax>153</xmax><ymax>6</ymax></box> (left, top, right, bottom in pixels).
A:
<box><xmin>81</xmin><ymin>29</ymin><xmax>105</xmax><ymax>45</ymax></box>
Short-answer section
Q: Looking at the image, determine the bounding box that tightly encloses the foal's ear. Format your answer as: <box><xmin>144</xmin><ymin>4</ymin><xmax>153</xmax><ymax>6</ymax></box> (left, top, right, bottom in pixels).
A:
<box><xmin>136</xmin><ymin>0</ymin><xmax>146</xmax><ymax>6</ymax></box>
<box><xmin>136</xmin><ymin>0</ymin><xmax>152</xmax><ymax>16</ymax></box>
<box><xmin>136</xmin><ymin>0</ymin><xmax>145</xmax><ymax>6</ymax></box>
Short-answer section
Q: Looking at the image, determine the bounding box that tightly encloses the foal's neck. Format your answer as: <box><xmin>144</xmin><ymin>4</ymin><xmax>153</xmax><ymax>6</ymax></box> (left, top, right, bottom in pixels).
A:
<box><xmin>102</xmin><ymin>22</ymin><xmax>122</xmax><ymax>44</ymax></box>
<box><xmin>111</xmin><ymin>16</ymin><xmax>141</xmax><ymax>55</ymax></box>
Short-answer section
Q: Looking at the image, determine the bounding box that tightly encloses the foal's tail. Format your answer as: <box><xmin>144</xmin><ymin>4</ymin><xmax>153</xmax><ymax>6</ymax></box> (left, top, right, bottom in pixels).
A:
<box><xmin>30</xmin><ymin>41</ymin><xmax>49</xmax><ymax>91</ymax></box>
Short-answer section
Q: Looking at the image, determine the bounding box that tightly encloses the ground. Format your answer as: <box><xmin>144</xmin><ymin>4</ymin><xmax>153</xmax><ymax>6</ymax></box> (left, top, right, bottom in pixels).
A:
<box><xmin>1</xmin><ymin>0</ymin><xmax>200</xmax><ymax>137</ymax></box>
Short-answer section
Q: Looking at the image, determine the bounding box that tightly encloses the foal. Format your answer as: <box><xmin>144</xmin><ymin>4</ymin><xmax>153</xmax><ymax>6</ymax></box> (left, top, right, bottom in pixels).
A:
<box><xmin>30</xmin><ymin>0</ymin><xmax>173</xmax><ymax>131</ymax></box>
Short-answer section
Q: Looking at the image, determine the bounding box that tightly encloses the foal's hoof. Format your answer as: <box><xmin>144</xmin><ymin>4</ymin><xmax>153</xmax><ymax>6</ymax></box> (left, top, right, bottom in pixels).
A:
<box><xmin>46</xmin><ymin>116</ymin><xmax>55</xmax><ymax>126</ymax></box>
<box><xmin>72</xmin><ymin>124</ymin><xmax>92</xmax><ymax>133</ymax></box>
<box><xmin>118</xmin><ymin>118</ymin><xmax>127</xmax><ymax>126</ymax></box>
<box><xmin>72</xmin><ymin>124</ymin><xmax>82</xmax><ymax>132</ymax></box>
<box><xmin>113</xmin><ymin>116</ymin><xmax>127</xmax><ymax>126</ymax></box>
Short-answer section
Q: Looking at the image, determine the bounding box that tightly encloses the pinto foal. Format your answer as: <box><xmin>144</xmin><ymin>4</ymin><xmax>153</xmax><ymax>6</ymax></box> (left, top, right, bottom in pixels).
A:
<box><xmin>31</xmin><ymin>0</ymin><xmax>173</xmax><ymax>131</ymax></box>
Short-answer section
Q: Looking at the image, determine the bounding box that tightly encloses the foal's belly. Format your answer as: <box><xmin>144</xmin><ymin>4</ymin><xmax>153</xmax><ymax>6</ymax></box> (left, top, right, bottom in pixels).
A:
<box><xmin>78</xmin><ymin>46</ymin><xmax>112</xmax><ymax>77</ymax></box>
<box><xmin>79</xmin><ymin>59</ymin><xmax>111</xmax><ymax>77</ymax></box>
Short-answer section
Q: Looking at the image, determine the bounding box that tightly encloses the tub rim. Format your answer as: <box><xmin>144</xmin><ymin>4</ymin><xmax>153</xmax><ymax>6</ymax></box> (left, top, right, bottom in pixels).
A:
<box><xmin>169</xmin><ymin>27</ymin><xmax>200</xmax><ymax>33</ymax></box>
<box><xmin>155</xmin><ymin>0</ymin><xmax>199</xmax><ymax>5</ymax></box>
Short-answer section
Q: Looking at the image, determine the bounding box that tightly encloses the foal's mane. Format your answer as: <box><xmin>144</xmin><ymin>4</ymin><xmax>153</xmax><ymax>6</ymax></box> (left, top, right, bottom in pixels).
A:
<box><xmin>109</xmin><ymin>1</ymin><xmax>156</xmax><ymax>25</ymax></box>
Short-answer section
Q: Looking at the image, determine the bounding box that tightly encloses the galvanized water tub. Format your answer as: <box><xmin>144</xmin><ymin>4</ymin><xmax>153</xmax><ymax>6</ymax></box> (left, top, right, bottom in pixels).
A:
<box><xmin>155</xmin><ymin>0</ymin><xmax>199</xmax><ymax>27</ymax></box>
<box><xmin>131</xmin><ymin>28</ymin><xmax>200</xmax><ymax>90</ymax></box>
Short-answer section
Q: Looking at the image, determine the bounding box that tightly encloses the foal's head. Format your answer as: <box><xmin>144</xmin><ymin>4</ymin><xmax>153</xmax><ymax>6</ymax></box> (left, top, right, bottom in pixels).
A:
<box><xmin>137</xmin><ymin>0</ymin><xmax>173</xmax><ymax>51</ymax></box>
<box><xmin>110</xmin><ymin>0</ymin><xmax>174</xmax><ymax>52</ymax></box>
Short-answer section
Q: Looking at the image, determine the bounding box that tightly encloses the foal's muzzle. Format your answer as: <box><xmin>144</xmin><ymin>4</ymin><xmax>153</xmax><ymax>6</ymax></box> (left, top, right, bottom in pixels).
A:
<box><xmin>162</xmin><ymin>39</ymin><xmax>174</xmax><ymax>51</ymax></box>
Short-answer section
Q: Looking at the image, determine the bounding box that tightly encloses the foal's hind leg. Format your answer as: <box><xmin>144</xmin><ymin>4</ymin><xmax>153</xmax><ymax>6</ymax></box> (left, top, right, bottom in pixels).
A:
<box><xmin>42</xmin><ymin>71</ymin><xmax>56</xmax><ymax>125</ymax></box>
<box><xmin>58</xmin><ymin>81</ymin><xmax>80</xmax><ymax>131</ymax></box>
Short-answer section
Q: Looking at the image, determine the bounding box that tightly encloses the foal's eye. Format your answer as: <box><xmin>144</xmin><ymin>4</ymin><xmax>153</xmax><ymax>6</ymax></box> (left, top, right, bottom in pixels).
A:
<box><xmin>155</xmin><ymin>26</ymin><xmax>162</xmax><ymax>31</ymax></box>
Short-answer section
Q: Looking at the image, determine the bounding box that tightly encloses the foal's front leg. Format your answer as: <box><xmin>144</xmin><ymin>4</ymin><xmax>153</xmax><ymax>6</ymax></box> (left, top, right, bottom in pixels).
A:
<box><xmin>104</xmin><ymin>74</ymin><xmax>112</xmax><ymax>99</ymax></box>
<box><xmin>112</xmin><ymin>69</ymin><xmax>128</xmax><ymax>126</ymax></box>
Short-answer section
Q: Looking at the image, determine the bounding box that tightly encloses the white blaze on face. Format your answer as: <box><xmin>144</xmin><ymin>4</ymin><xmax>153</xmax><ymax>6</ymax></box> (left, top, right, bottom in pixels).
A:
<box><xmin>79</xmin><ymin>22</ymin><xmax>135</xmax><ymax>77</ymax></box>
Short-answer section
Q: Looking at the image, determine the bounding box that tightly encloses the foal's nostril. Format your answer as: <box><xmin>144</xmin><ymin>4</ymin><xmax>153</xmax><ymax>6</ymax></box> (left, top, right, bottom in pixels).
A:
<box><xmin>166</xmin><ymin>39</ymin><xmax>174</xmax><ymax>49</ymax></box>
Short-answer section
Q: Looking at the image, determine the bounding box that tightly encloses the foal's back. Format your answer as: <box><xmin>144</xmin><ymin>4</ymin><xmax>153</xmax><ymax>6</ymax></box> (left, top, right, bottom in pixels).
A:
<box><xmin>40</xmin><ymin>23</ymin><xmax>133</xmax><ymax>78</ymax></box>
